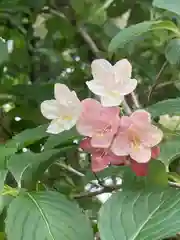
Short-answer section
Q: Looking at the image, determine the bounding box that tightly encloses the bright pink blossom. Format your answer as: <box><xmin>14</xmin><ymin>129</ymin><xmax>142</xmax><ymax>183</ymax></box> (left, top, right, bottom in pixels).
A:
<box><xmin>111</xmin><ymin>110</ymin><xmax>163</xmax><ymax>163</ymax></box>
<box><xmin>76</xmin><ymin>99</ymin><xmax>120</xmax><ymax>148</ymax></box>
<box><xmin>80</xmin><ymin>137</ymin><xmax>126</xmax><ymax>172</ymax></box>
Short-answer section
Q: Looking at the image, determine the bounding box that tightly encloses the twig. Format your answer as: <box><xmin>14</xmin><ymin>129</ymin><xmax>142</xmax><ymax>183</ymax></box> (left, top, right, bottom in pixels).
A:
<box><xmin>73</xmin><ymin>183</ymin><xmax>122</xmax><ymax>199</ymax></box>
<box><xmin>78</xmin><ymin>26</ymin><xmax>102</xmax><ymax>58</ymax></box>
<box><xmin>131</xmin><ymin>92</ymin><xmax>141</xmax><ymax>109</ymax></box>
<box><xmin>169</xmin><ymin>181</ymin><xmax>180</xmax><ymax>188</ymax></box>
<box><xmin>122</xmin><ymin>99</ymin><xmax>132</xmax><ymax>115</ymax></box>
<box><xmin>148</xmin><ymin>61</ymin><xmax>168</xmax><ymax>102</ymax></box>
<box><xmin>93</xmin><ymin>172</ymin><xmax>106</xmax><ymax>187</ymax></box>
<box><xmin>49</xmin><ymin>7</ymin><xmax>102</xmax><ymax>58</ymax></box>
<box><xmin>55</xmin><ymin>162</ymin><xmax>85</xmax><ymax>177</ymax></box>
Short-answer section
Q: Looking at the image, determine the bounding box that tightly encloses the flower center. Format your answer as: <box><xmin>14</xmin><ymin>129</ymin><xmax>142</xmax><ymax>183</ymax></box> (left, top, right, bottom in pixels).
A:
<box><xmin>62</xmin><ymin>115</ymin><xmax>73</xmax><ymax>121</ymax></box>
<box><xmin>95</xmin><ymin>149</ymin><xmax>107</xmax><ymax>160</ymax></box>
<box><xmin>127</xmin><ymin>129</ymin><xmax>141</xmax><ymax>151</ymax></box>
<box><xmin>95</xmin><ymin>124</ymin><xmax>112</xmax><ymax>137</ymax></box>
<box><xmin>108</xmin><ymin>90</ymin><xmax>120</xmax><ymax>97</ymax></box>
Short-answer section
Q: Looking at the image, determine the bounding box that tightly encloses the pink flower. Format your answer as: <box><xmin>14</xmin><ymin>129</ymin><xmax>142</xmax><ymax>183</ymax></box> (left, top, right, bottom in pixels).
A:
<box><xmin>130</xmin><ymin>146</ymin><xmax>160</xmax><ymax>176</ymax></box>
<box><xmin>76</xmin><ymin>99</ymin><xmax>120</xmax><ymax>148</ymax></box>
<box><xmin>80</xmin><ymin>137</ymin><xmax>126</xmax><ymax>172</ymax></box>
<box><xmin>113</xmin><ymin>146</ymin><xmax>160</xmax><ymax>176</ymax></box>
<box><xmin>111</xmin><ymin>110</ymin><xmax>163</xmax><ymax>163</ymax></box>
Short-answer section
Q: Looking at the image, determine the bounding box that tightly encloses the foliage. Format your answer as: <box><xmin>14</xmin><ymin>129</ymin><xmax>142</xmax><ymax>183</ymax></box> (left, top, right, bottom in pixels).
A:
<box><xmin>0</xmin><ymin>0</ymin><xmax>179</xmax><ymax>240</ymax></box>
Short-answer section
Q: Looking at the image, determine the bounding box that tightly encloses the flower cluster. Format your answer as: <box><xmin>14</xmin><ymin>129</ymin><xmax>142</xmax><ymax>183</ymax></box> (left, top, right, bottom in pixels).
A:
<box><xmin>40</xmin><ymin>59</ymin><xmax>163</xmax><ymax>176</ymax></box>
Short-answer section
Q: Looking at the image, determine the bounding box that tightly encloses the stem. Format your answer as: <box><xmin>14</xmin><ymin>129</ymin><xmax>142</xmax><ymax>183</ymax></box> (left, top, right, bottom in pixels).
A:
<box><xmin>122</xmin><ymin>99</ymin><xmax>132</xmax><ymax>115</ymax></box>
<box><xmin>55</xmin><ymin>162</ymin><xmax>85</xmax><ymax>177</ymax></box>
<box><xmin>78</xmin><ymin>26</ymin><xmax>102</xmax><ymax>58</ymax></box>
<box><xmin>131</xmin><ymin>92</ymin><xmax>141</xmax><ymax>109</ymax></box>
<box><xmin>93</xmin><ymin>172</ymin><xmax>106</xmax><ymax>187</ymax></box>
<box><xmin>148</xmin><ymin>61</ymin><xmax>168</xmax><ymax>102</ymax></box>
<box><xmin>73</xmin><ymin>183</ymin><xmax>122</xmax><ymax>199</ymax></box>
<box><xmin>169</xmin><ymin>181</ymin><xmax>180</xmax><ymax>188</ymax></box>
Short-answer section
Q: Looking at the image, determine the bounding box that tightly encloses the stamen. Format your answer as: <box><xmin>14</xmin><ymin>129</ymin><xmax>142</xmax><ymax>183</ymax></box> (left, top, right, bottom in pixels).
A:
<box><xmin>62</xmin><ymin>115</ymin><xmax>72</xmax><ymax>120</ymax></box>
<box><xmin>95</xmin><ymin>124</ymin><xmax>112</xmax><ymax>137</ymax></box>
<box><xmin>128</xmin><ymin>129</ymin><xmax>140</xmax><ymax>151</ymax></box>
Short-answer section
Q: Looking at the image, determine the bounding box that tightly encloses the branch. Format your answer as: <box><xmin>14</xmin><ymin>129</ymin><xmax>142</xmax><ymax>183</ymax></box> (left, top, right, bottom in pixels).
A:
<box><xmin>169</xmin><ymin>181</ymin><xmax>180</xmax><ymax>188</ymax></box>
<box><xmin>55</xmin><ymin>162</ymin><xmax>85</xmax><ymax>177</ymax></box>
<box><xmin>73</xmin><ymin>184</ymin><xmax>122</xmax><ymax>199</ymax></box>
<box><xmin>131</xmin><ymin>92</ymin><xmax>141</xmax><ymax>109</ymax></box>
<box><xmin>78</xmin><ymin>26</ymin><xmax>102</xmax><ymax>58</ymax></box>
<box><xmin>148</xmin><ymin>61</ymin><xmax>168</xmax><ymax>102</ymax></box>
<box><xmin>122</xmin><ymin>99</ymin><xmax>132</xmax><ymax>115</ymax></box>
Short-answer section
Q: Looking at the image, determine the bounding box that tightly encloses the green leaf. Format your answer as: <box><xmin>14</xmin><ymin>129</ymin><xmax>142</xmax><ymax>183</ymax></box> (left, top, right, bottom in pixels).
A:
<box><xmin>0</xmin><ymin>39</ymin><xmax>8</xmax><ymax>65</ymax></box>
<box><xmin>0</xmin><ymin>170</ymin><xmax>7</xmax><ymax>192</ymax></box>
<box><xmin>6</xmin><ymin>125</ymin><xmax>48</xmax><ymax>149</ymax></box>
<box><xmin>70</xmin><ymin>0</ymin><xmax>85</xmax><ymax>14</ymax></box>
<box><xmin>146</xmin><ymin>160</ymin><xmax>168</xmax><ymax>186</ymax></box>
<box><xmin>44</xmin><ymin>127</ymin><xmax>80</xmax><ymax>149</ymax></box>
<box><xmin>153</xmin><ymin>0</ymin><xmax>180</xmax><ymax>16</ymax></box>
<box><xmin>165</xmin><ymin>38</ymin><xmax>180</xmax><ymax>64</ymax></box>
<box><xmin>108</xmin><ymin>20</ymin><xmax>180</xmax><ymax>53</ymax></box>
<box><xmin>158</xmin><ymin>136</ymin><xmax>180</xmax><ymax>166</ymax></box>
<box><xmin>148</xmin><ymin>98</ymin><xmax>180</xmax><ymax>117</ymax></box>
<box><xmin>98</xmin><ymin>188</ymin><xmax>180</xmax><ymax>240</ymax></box>
<box><xmin>0</xmin><ymin>145</ymin><xmax>17</xmax><ymax>168</ymax></box>
<box><xmin>0</xmin><ymin>232</ymin><xmax>4</xmax><ymax>240</ymax></box>
<box><xmin>6</xmin><ymin>191</ymin><xmax>94</xmax><ymax>240</ymax></box>
<box><xmin>109</xmin><ymin>21</ymin><xmax>153</xmax><ymax>52</ymax></box>
<box><xmin>7</xmin><ymin>149</ymin><xmax>60</xmax><ymax>186</ymax></box>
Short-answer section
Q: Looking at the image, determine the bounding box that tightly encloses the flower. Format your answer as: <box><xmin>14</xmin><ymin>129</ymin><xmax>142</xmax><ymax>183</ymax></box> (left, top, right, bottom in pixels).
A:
<box><xmin>40</xmin><ymin>83</ymin><xmax>81</xmax><ymax>134</ymax></box>
<box><xmin>130</xmin><ymin>146</ymin><xmax>160</xmax><ymax>176</ymax></box>
<box><xmin>159</xmin><ymin>114</ymin><xmax>180</xmax><ymax>131</ymax></box>
<box><xmin>76</xmin><ymin>99</ymin><xmax>120</xmax><ymax>148</ymax></box>
<box><xmin>111</xmin><ymin>110</ymin><xmax>163</xmax><ymax>163</ymax></box>
<box><xmin>80</xmin><ymin>137</ymin><xmax>126</xmax><ymax>172</ymax></box>
<box><xmin>86</xmin><ymin>59</ymin><xmax>137</xmax><ymax>107</ymax></box>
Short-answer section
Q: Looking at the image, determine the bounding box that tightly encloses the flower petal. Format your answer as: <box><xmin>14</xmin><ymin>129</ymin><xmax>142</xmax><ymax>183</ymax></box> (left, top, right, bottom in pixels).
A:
<box><xmin>54</xmin><ymin>83</ymin><xmax>73</xmax><ymax>105</ymax></box>
<box><xmin>91</xmin><ymin>132</ymin><xmax>114</xmax><ymax>148</ymax></box>
<box><xmin>40</xmin><ymin>100</ymin><xmax>59</xmax><ymax>120</ymax></box>
<box><xmin>46</xmin><ymin>119</ymin><xmax>65</xmax><ymax>134</ymax></box>
<box><xmin>108</xmin><ymin>152</ymin><xmax>127</xmax><ymax>165</ymax></box>
<box><xmin>86</xmin><ymin>80</ymin><xmax>105</xmax><ymax>95</ymax></box>
<box><xmin>119</xmin><ymin>116</ymin><xmax>132</xmax><ymax>131</ymax></box>
<box><xmin>130</xmin><ymin>160</ymin><xmax>149</xmax><ymax>176</ymax></box>
<box><xmin>140</xmin><ymin>125</ymin><xmax>163</xmax><ymax>147</ymax></box>
<box><xmin>151</xmin><ymin>146</ymin><xmax>160</xmax><ymax>159</ymax></box>
<box><xmin>130</xmin><ymin>145</ymin><xmax>151</xmax><ymax>163</ymax></box>
<box><xmin>131</xmin><ymin>110</ymin><xmax>151</xmax><ymax>128</ymax></box>
<box><xmin>91</xmin><ymin>152</ymin><xmax>110</xmax><ymax>172</ymax></box>
<box><xmin>47</xmin><ymin>117</ymin><xmax>76</xmax><ymax>134</ymax></box>
<box><xmin>76</xmin><ymin>99</ymin><xmax>101</xmax><ymax>136</ymax></box>
<box><xmin>116</xmin><ymin>78</ymin><xmax>137</xmax><ymax>95</ymax></box>
<box><xmin>91</xmin><ymin>59</ymin><xmax>113</xmax><ymax>82</ymax></box>
<box><xmin>111</xmin><ymin>132</ymin><xmax>131</xmax><ymax>156</ymax></box>
<box><xmin>100</xmin><ymin>94</ymin><xmax>124</xmax><ymax>107</ymax></box>
<box><xmin>79</xmin><ymin>137</ymin><xmax>93</xmax><ymax>152</ymax></box>
<box><xmin>114</xmin><ymin>59</ymin><xmax>132</xmax><ymax>82</ymax></box>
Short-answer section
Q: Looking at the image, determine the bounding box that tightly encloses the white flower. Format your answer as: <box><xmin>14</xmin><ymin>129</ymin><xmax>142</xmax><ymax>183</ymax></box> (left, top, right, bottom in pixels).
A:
<box><xmin>86</xmin><ymin>59</ymin><xmax>137</xmax><ymax>107</ymax></box>
<box><xmin>40</xmin><ymin>84</ymin><xmax>81</xmax><ymax>134</ymax></box>
<box><xmin>159</xmin><ymin>114</ymin><xmax>180</xmax><ymax>131</ymax></box>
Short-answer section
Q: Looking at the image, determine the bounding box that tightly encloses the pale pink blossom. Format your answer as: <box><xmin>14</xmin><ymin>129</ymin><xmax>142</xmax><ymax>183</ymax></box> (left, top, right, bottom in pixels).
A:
<box><xmin>86</xmin><ymin>59</ymin><xmax>137</xmax><ymax>107</ymax></box>
<box><xmin>76</xmin><ymin>99</ymin><xmax>120</xmax><ymax>148</ymax></box>
<box><xmin>80</xmin><ymin>137</ymin><xmax>126</xmax><ymax>172</ymax></box>
<box><xmin>111</xmin><ymin>110</ymin><xmax>163</xmax><ymax>163</ymax></box>
<box><xmin>40</xmin><ymin>84</ymin><xmax>81</xmax><ymax>134</ymax></box>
